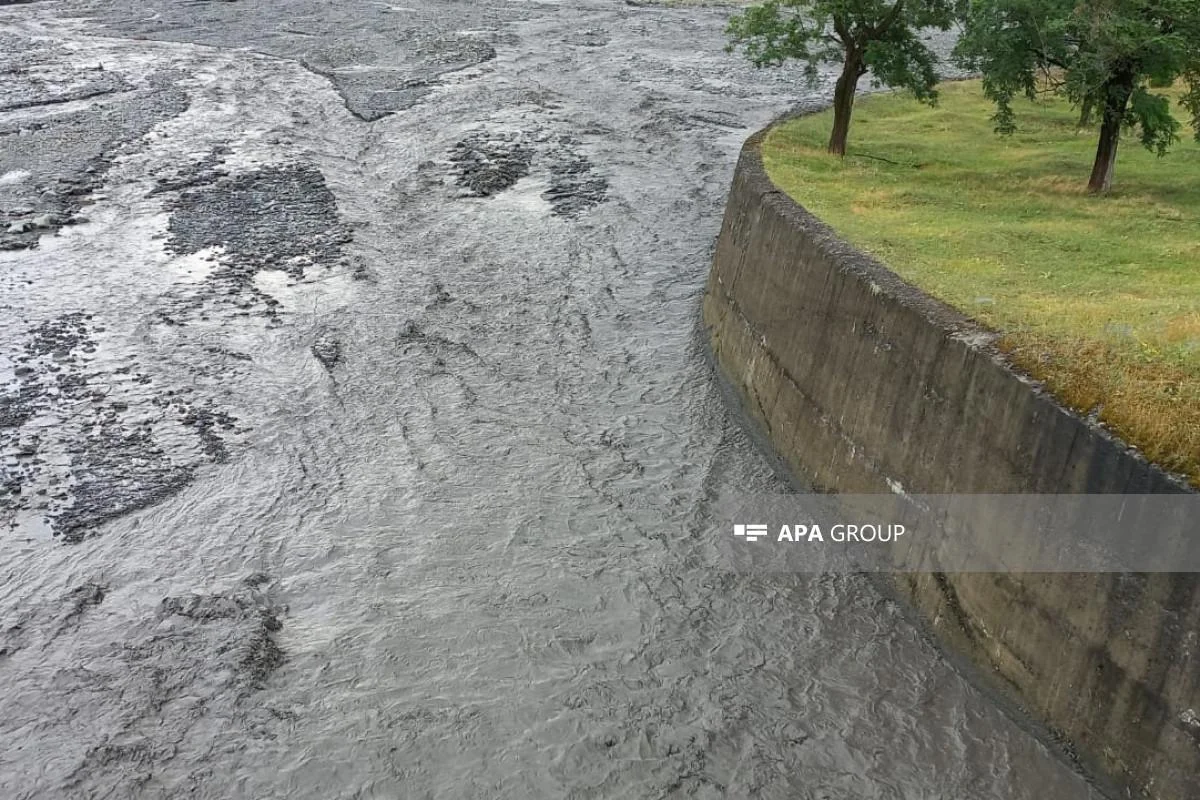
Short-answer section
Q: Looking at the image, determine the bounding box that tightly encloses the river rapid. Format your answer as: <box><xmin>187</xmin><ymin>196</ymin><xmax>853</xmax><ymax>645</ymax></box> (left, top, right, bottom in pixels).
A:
<box><xmin>0</xmin><ymin>1</ymin><xmax>1104</xmax><ymax>797</ymax></box>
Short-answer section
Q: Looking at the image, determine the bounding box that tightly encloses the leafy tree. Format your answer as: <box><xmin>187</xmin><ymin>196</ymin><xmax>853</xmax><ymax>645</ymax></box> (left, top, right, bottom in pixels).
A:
<box><xmin>955</xmin><ymin>0</ymin><xmax>1200</xmax><ymax>193</ymax></box>
<box><xmin>726</xmin><ymin>0</ymin><xmax>961</xmax><ymax>156</ymax></box>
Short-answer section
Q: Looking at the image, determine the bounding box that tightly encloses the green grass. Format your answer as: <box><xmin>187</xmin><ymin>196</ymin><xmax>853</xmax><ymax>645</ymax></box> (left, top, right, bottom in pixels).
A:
<box><xmin>762</xmin><ymin>80</ymin><xmax>1200</xmax><ymax>484</ymax></box>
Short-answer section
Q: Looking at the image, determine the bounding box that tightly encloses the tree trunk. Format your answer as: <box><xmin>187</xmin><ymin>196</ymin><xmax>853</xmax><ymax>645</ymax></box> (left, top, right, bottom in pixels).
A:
<box><xmin>828</xmin><ymin>52</ymin><xmax>863</xmax><ymax>157</ymax></box>
<box><xmin>1087</xmin><ymin>76</ymin><xmax>1133</xmax><ymax>194</ymax></box>
<box><xmin>1077</xmin><ymin>95</ymin><xmax>1094</xmax><ymax>128</ymax></box>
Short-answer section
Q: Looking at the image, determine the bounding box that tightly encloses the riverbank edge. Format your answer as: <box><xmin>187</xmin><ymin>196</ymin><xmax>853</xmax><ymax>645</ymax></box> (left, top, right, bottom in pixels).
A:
<box><xmin>701</xmin><ymin>125</ymin><xmax>1200</xmax><ymax>799</ymax></box>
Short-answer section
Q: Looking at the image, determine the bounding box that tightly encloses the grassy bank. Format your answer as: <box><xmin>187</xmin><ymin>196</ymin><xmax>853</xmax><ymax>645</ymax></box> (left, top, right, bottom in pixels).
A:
<box><xmin>762</xmin><ymin>80</ymin><xmax>1200</xmax><ymax>484</ymax></box>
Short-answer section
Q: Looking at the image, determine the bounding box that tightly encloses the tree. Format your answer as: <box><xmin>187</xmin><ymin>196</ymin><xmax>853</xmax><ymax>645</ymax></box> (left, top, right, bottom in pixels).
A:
<box><xmin>955</xmin><ymin>0</ymin><xmax>1200</xmax><ymax>194</ymax></box>
<box><xmin>726</xmin><ymin>0</ymin><xmax>961</xmax><ymax>156</ymax></box>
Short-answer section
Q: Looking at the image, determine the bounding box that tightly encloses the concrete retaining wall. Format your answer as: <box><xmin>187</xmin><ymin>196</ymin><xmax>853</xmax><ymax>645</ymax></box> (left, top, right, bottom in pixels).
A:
<box><xmin>702</xmin><ymin>128</ymin><xmax>1200</xmax><ymax>799</ymax></box>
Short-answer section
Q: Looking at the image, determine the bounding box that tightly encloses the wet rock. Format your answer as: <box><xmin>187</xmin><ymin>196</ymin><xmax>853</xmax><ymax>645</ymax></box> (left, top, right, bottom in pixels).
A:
<box><xmin>445</xmin><ymin>128</ymin><xmax>607</xmax><ymax>214</ymax></box>
<box><xmin>161</xmin><ymin>592</ymin><xmax>261</xmax><ymax>623</ymax></box>
<box><xmin>424</xmin><ymin>281</ymin><xmax>452</xmax><ymax>309</ymax></box>
<box><xmin>26</xmin><ymin>311</ymin><xmax>90</xmax><ymax>358</ymax></box>
<box><xmin>149</xmin><ymin>146</ymin><xmax>230</xmax><ymax>195</ymax></box>
<box><xmin>243</xmin><ymin>572</ymin><xmax>272</xmax><ymax>588</ymax></box>
<box><xmin>156</xmin><ymin>160</ymin><xmax>352</xmax><ymax>323</ymax></box>
<box><xmin>0</xmin><ymin>581</ymin><xmax>107</xmax><ymax>657</ymax></box>
<box><xmin>1</xmin><ymin>312</ymin><xmax>241</xmax><ymax>540</ymax></box>
<box><xmin>166</xmin><ymin>162</ymin><xmax>350</xmax><ymax>270</ymax></box>
<box><xmin>39</xmin><ymin>579</ymin><xmax>287</xmax><ymax>795</ymax></box>
<box><xmin>449</xmin><ymin>131</ymin><xmax>534</xmax><ymax>197</ymax></box>
<box><xmin>311</xmin><ymin>333</ymin><xmax>341</xmax><ymax>371</ymax></box>
<box><xmin>0</xmin><ymin>38</ymin><xmax>188</xmax><ymax>251</ymax></box>
<box><xmin>166</xmin><ymin>162</ymin><xmax>350</xmax><ymax>278</ymax></box>
<box><xmin>397</xmin><ymin>319</ymin><xmax>425</xmax><ymax>344</ymax></box>
<box><xmin>302</xmin><ymin>34</ymin><xmax>495</xmax><ymax>121</ymax></box>
<box><xmin>202</xmin><ymin>344</ymin><xmax>253</xmax><ymax>362</ymax></box>
<box><xmin>543</xmin><ymin>139</ymin><xmax>608</xmax><ymax>217</ymax></box>
<box><xmin>416</xmin><ymin>35</ymin><xmax>496</xmax><ymax>66</ymax></box>
<box><xmin>64</xmin><ymin>583</ymin><xmax>106</xmax><ymax>622</ymax></box>
<box><xmin>566</xmin><ymin>30</ymin><xmax>610</xmax><ymax>48</ymax></box>
<box><xmin>55</xmin><ymin>454</ymin><xmax>195</xmax><ymax>543</ymax></box>
<box><xmin>0</xmin><ymin>69</ymin><xmax>129</xmax><ymax>113</ymax></box>
<box><xmin>159</xmin><ymin>584</ymin><xmax>285</xmax><ymax>687</ymax></box>
<box><xmin>177</xmin><ymin>404</ymin><xmax>237</xmax><ymax>463</ymax></box>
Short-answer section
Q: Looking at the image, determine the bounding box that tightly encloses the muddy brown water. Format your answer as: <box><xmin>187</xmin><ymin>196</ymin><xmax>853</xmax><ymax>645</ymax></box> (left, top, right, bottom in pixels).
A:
<box><xmin>0</xmin><ymin>1</ymin><xmax>1106</xmax><ymax>797</ymax></box>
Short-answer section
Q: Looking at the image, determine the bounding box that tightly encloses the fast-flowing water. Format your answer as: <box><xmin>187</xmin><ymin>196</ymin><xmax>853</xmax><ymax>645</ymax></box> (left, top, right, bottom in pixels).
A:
<box><xmin>0</xmin><ymin>1</ymin><xmax>1105</xmax><ymax>797</ymax></box>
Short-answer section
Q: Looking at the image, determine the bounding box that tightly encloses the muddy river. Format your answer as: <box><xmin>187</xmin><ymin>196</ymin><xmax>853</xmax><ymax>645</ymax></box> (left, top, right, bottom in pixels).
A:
<box><xmin>0</xmin><ymin>1</ymin><xmax>1105</xmax><ymax>797</ymax></box>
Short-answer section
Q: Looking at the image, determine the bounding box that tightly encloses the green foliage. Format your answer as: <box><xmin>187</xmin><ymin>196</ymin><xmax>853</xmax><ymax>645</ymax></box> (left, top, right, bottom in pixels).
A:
<box><xmin>955</xmin><ymin>0</ymin><xmax>1200</xmax><ymax>153</ymax></box>
<box><xmin>726</xmin><ymin>0</ymin><xmax>960</xmax><ymax>99</ymax></box>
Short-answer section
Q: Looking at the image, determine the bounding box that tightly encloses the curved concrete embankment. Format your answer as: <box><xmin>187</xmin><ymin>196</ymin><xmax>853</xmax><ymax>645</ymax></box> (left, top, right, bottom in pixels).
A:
<box><xmin>702</xmin><ymin>127</ymin><xmax>1200</xmax><ymax>798</ymax></box>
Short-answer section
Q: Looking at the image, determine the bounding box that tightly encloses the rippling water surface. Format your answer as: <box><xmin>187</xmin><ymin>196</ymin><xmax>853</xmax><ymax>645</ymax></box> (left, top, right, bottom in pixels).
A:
<box><xmin>0</xmin><ymin>1</ymin><xmax>1105</xmax><ymax>797</ymax></box>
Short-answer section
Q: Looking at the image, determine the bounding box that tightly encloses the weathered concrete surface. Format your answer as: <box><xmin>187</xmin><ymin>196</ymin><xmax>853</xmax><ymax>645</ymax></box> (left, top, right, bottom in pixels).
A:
<box><xmin>703</xmin><ymin>129</ymin><xmax>1200</xmax><ymax>799</ymax></box>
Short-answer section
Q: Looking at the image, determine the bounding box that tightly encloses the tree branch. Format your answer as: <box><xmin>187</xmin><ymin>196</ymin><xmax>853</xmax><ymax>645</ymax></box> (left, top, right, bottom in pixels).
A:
<box><xmin>871</xmin><ymin>0</ymin><xmax>907</xmax><ymax>38</ymax></box>
<box><xmin>832</xmin><ymin>14</ymin><xmax>853</xmax><ymax>48</ymax></box>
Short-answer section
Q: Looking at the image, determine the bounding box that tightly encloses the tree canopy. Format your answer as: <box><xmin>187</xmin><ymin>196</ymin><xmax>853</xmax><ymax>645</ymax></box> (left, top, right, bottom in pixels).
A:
<box><xmin>955</xmin><ymin>0</ymin><xmax>1200</xmax><ymax>193</ymax></box>
<box><xmin>727</xmin><ymin>0</ymin><xmax>960</xmax><ymax>155</ymax></box>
